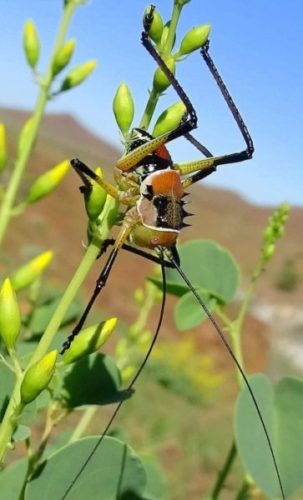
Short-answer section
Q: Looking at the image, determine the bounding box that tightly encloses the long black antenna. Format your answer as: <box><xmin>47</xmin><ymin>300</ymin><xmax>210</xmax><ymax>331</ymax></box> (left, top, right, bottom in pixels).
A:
<box><xmin>167</xmin><ymin>252</ymin><xmax>285</xmax><ymax>500</ymax></box>
<box><xmin>61</xmin><ymin>253</ymin><xmax>167</xmax><ymax>499</ymax></box>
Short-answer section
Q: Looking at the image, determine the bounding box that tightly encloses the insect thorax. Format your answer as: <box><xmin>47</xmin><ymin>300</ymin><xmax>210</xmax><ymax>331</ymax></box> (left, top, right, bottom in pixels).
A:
<box><xmin>125</xmin><ymin>128</ymin><xmax>173</xmax><ymax>179</ymax></box>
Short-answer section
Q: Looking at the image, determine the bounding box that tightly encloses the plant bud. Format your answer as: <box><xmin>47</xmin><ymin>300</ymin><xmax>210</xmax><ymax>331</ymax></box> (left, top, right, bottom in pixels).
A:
<box><xmin>60</xmin><ymin>60</ymin><xmax>97</xmax><ymax>92</ymax></box>
<box><xmin>134</xmin><ymin>287</ymin><xmax>144</xmax><ymax>306</ymax></box>
<box><xmin>0</xmin><ymin>279</ymin><xmax>21</xmax><ymax>350</ymax></box>
<box><xmin>144</xmin><ymin>6</ymin><xmax>164</xmax><ymax>44</ymax></box>
<box><xmin>61</xmin><ymin>318</ymin><xmax>117</xmax><ymax>364</ymax></box>
<box><xmin>84</xmin><ymin>167</ymin><xmax>107</xmax><ymax>220</ymax></box>
<box><xmin>263</xmin><ymin>243</ymin><xmax>275</xmax><ymax>262</ymax></box>
<box><xmin>11</xmin><ymin>251</ymin><xmax>53</xmax><ymax>292</ymax></box>
<box><xmin>113</xmin><ymin>83</ymin><xmax>135</xmax><ymax>136</ymax></box>
<box><xmin>23</xmin><ymin>20</ymin><xmax>40</xmax><ymax>69</ymax></box>
<box><xmin>0</xmin><ymin>123</ymin><xmax>7</xmax><ymax>172</ymax></box>
<box><xmin>263</xmin><ymin>226</ymin><xmax>274</xmax><ymax>242</ymax></box>
<box><xmin>21</xmin><ymin>350</ymin><xmax>57</xmax><ymax>404</ymax></box>
<box><xmin>52</xmin><ymin>39</ymin><xmax>75</xmax><ymax>77</ymax></box>
<box><xmin>121</xmin><ymin>365</ymin><xmax>136</xmax><ymax>384</ymax></box>
<box><xmin>153</xmin><ymin>56</ymin><xmax>176</xmax><ymax>93</ymax></box>
<box><xmin>153</xmin><ymin>101</ymin><xmax>186</xmax><ymax>137</ymax></box>
<box><xmin>26</xmin><ymin>160</ymin><xmax>69</xmax><ymax>204</ymax></box>
<box><xmin>177</xmin><ymin>25</ymin><xmax>211</xmax><ymax>56</ymax></box>
<box><xmin>138</xmin><ymin>330</ymin><xmax>152</xmax><ymax>349</ymax></box>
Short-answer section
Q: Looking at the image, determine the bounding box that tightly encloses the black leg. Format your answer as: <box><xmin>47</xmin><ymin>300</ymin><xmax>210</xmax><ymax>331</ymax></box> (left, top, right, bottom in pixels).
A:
<box><xmin>184</xmin><ymin>132</ymin><xmax>213</xmax><ymax>158</ymax></box>
<box><xmin>201</xmin><ymin>41</ymin><xmax>254</xmax><ymax>166</ymax></box>
<box><xmin>60</xmin><ymin>247</ymin><xmax>119</xmax><ymax>354</ymax></box>
<box><xmin>99</xmin><ymin>238</ymin><xmax>175</xmax><ymax>268</ymax></box>
<box><xmin>142</xmin><ymin>7</ymin><xmax>197</xmax><ymax>141</ymax></box>
<box><xmin>60</xmin><ymin>240</ymin><xmax>175</xmax><ymax>354</ymax></box>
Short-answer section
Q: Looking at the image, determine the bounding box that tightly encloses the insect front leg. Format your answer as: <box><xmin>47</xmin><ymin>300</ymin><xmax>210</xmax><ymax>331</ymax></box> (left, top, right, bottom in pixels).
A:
<box><xmin>60</xmin><ymin>208</ymin><xmax>141</xmax><ymax>354</ymax></box>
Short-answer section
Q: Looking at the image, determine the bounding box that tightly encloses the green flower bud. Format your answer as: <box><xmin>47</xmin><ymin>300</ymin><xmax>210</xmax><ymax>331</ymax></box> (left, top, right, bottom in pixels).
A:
<box><xmin>177</xmin><ymin>24</ymin><xmax>211</xmax><ymax>56</ymax></box>
<box><xmin>0</xmin><ymin>279</ymin><xmax>21</xmax><ymax>351</ymax></box>
<box><xmin>153</xmin><ymin>56</ymin><xmax>176</xmax><ymax>93</ymax></box>
<box><xmin>18</xmin><ymin>116</ymin><xmax>34</xmax><ymax>156</ymax></box>
<box><xmin>263</xmin><ymin>226</ymin><xmax>274</xmax><ymax>242</ymax></box>
<box><xmin>263</xmin><ymin>244</ymin><xmax>275</xmax><ymax>262</ymax></box>
<box><xmin>134</xmin><ymin>287</ymin><xmax>144</xmax><ymax>306</ymax></box>
<box><xmin>62</xmin><ymin>318</ymin><xmax>117</xmax><ymax>364</ymax></box>
<box><xmin>121</xmin><ymin>365</ymin><xmax>136</xmax><ymax>384</ymax></box>
<box><xmin>11</xmin><ymin>251</ymin><xmax>53</xmax><ymax>292</ymax></box>
<box><xmin>26</xmin><ymin>160</ymin><xmax>69</xmax><ymax>204</ymax></box>
<box><xmin>21</xmin><ymin>350</ymin><xmax>57</xmax><ymax>404</ymax></box>
<box><xmin>138</xmin><ymin>330</ymin><xmax>152</xmax><ymax>349</ymax></box>
<box><xmin>144</xmin><ymin>6</ymin><xmax>164</xmax><ymax>44</ymax></box>
<box><xmin>23</xmin><ymin>20</ymin><xmax>40</xmax><ymax>69</ymax></box>
<box><xmin>84</xmin><ymin>167</ymin><xmax>107</xmax><ymax>220</ymax></box>
<box><xmin>52</xmin><ymin>39</ymin><xmax>75</xmax><ymax>77</ymax></box>
<box><xmin>113</xmin><ymin>83</ymin><xmax>135</xmax><ymax>136</ymax></box>
<box><xmin>115</xmin><ymin>338</ymin><xmax>127</xmax><ymax>358</ymax></box>
<box><xmin>153</xmin><ymin>101</ymin><xmax>186</xmax><ymax>137</ymax></box>
<box><xmin>60</xmin><ymin>60</ymin><xmax>97</xmax><ymax>92</ymax></box>
<box><xmin>0</xmin><ymin>123</ymin><xmax>7</xmax><ymax>172</ymax></box>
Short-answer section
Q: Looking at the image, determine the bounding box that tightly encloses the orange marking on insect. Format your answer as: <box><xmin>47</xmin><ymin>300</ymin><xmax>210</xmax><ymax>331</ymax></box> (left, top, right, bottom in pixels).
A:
<box><xmin>150</xmin><ymin>170</ymin><xmax>184</xmax><ymax>198</ymax></box>
<box><xmin>155</xmin><ymin>144</ymin><xmax>172</xmax><ymax>162</ymax></box>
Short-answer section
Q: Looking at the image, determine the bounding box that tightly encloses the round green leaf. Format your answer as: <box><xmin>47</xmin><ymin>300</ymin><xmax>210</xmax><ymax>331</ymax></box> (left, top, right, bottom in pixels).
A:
<box><xmin>141</xmin><ymin>455</ymin><xmax>167</xmax><ymax>500</ymax></box>
<box><xmin>151</xmin><ymin>240</ymin><xmax>240</xmax><ymax>303</ymax></box>
<box><xmin>0</xmin><ymin>459</ymin><xmax>28</xmax><ymax>500</ymax></box>
<box><xmin>174</xmin><ymin>288</ymin><xmax>216</xmax><ymax>330</ymax></box>
<box><xmin>235</xmin><ymin>374</ymin><xmax>303</xmax><ymax>498</ymax></box>
<box><xmin>60</xmin><ymin>353</ymin><xmax>130</xmax><ymax>407</ymax></box>
<box><xmin>25</xmin><ymin>436</ymin><xmax>147</xmax><ymax>500</ymax></box>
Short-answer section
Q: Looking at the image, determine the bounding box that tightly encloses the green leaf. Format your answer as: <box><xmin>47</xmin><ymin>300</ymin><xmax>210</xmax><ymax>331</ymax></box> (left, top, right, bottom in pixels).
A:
<box><xmin>151</xmin><ymin>240</ymin><xmax>240</xmax><ymax>303</ymax></box>
<box><xmin>60</xmin><ymin>353</ymin><xmax>130</xmax><ymax>407</ymax></box>
<box><xmin>0</xmin><ymin>459</ymin><xmax>28</xmax><ymax>500</ymax></box>
<box><xmin>13</xmin><ymin>424</ymin><xmax>31</xmax><ymax>442</ymax></box>
<box><xmin>174</xmin><ymin>288</ymin><xmax>216</xmax><ymax>330</ymax></box>
<box><xmin>235</xmin><ymin>374</ymin><xmax>303</xmax><ymax>498</ymax></box>
<box><xmin>141</xmin><ymin>455</ymin><xmax>167</xmax><ymax>499</ymax></box>
<box><xmin>30</xmin><ymin>295</ymin><xmax>82</xmax><ymax>334</ymax></box>
<box><xmin>25</xmin><ymin>436</ymin><xmax>147</xmax><ymax>500</ymax></box>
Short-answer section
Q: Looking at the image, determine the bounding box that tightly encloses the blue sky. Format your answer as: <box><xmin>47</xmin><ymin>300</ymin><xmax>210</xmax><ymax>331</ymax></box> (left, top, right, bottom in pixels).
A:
<box><xmin>0</xmin><ymin>1</ymin><xmax>302</xmax><ymax>207</ymax></box>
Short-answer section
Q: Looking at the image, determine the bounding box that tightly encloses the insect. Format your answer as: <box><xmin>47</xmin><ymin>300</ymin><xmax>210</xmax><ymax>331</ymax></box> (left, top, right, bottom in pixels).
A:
<box><xmin>60</xmin><ymin>5</ymin><xmax>285</xmax><ymax>499</ymax></box>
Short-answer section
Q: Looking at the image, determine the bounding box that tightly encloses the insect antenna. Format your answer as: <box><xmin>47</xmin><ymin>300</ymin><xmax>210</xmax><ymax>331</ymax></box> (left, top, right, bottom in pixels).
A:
<box><xmin>61</xmin><ymin>251</ymin><xmax>167</xmax><ymax>499</ymax></box>
<box><xmin>166</xmin><ymin>250</ymin><xmax>286</xmax><ymax>500</ymax></box>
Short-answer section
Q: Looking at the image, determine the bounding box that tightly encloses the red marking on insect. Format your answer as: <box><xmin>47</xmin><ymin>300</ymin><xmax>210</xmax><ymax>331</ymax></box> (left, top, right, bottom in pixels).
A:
<box><xmin>155</xmin><ymin>144</ymin><xmax>172</xmax><ymax>162</ymax></box>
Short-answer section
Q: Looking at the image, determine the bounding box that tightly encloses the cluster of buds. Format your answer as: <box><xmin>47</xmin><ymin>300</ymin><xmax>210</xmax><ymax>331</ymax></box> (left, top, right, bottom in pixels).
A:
<box><xmin>112</xmin><ymin>5</ymin><xmax>211</xmax><ymax>138</ymax></box>
<box><xmin>262</xmin><ymin>202</ymin><xmax>290</xmax><ymax>262</ymax></box>
<box><xmin>144</xmin><ymin>5</ymin><xmax>211</xmax><ymax>94</ymax></box>
<box><xmin>22</xmin><ymin>15</ymin><xmax>96</xmax><ymax>93</ymax></box>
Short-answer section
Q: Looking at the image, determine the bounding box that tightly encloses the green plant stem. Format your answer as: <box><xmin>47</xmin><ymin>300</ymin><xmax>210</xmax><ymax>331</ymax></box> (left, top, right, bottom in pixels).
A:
<box><xmin>0</xmin><ymin>0</ymin><xmax>78</xmax><ymax>249</ymax></box>
<box><xmin>210</xmin><ymin>258</ymin><xmax>265</xmax><ymax>496</ymax></box>
<box><xmin>30</xmin><ymin>239</ymin><xmax>100</xmax><ymax>364</ymax></box>
<box><xmin>235</xmin><ymin>478</ymin><xmax>250</xmax><ymax>500</ymax></box>
<box><xmin>210</xmin><ymin>440</ymin><xmax>237</xmax><ymax>499</ymax></box>
<box><xmin>139</xmin><ymin>1</ymin><xmax>184</xmax><ymax>130</ymax></box>
<box><xmin>0</xmin><ymin>196</ymin><xmax>117</xmax><ymax>462</ymax></box>
<box><xmin>139</xmin><ymin>88</ymin><xmax>160</xmax><ymax>130</ymax></box>
<box><xmin>162</xmin><ymin>1</ymin><xmax>182</xmax><ymax>57</ymax></box>
<box><xmin>69</xmin><ymin>406</ymin><xmax>97</xmax><ymax>443</ymax></box>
